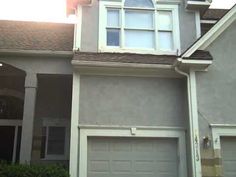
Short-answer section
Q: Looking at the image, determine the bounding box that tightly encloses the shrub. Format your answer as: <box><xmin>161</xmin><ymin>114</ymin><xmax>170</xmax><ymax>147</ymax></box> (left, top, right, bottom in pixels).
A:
<box><xmin>0</xmin><ymin>162</ymin><xmax>69</xmax><ymax>177</ymax></box>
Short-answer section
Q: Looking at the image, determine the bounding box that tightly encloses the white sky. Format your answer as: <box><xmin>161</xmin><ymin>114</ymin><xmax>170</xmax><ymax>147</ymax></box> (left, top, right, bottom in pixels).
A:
<box><xmin>210</xmin><ymin>0</ymin><xmax>236</xmax><ymax>9</ymax></box>
<box><xmin>0</xmin><ymin>0</ymin><xmax>235</xmax><ymax>23</ymax></box>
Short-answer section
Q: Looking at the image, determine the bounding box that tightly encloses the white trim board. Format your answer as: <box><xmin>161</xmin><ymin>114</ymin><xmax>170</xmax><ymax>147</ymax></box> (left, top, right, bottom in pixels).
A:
<box><xmin>182</xmin><ymin>5</ymin><xmax>236</xmax><ymax>58</ymax></box>
<box><xmin>211</xmin><ymin>124</ymin><xmax>236</xmax><ymax>150</ymax></box>
<box><xmin>79</xmin><ymin>126</ymin><xmax>187</xmax><ymax>177</ymax></box>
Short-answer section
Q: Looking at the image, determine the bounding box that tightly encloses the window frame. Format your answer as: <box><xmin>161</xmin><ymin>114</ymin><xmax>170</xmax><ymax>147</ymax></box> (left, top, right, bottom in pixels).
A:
<box><xmin>41</xmin><ymin>118</ymin><xmax>70</xmax><ymax>161</ymax></box>
<box><xmin>99</xmin><ymin>0</ymin><xmax>181</xmax><ymax>55</ymax></box>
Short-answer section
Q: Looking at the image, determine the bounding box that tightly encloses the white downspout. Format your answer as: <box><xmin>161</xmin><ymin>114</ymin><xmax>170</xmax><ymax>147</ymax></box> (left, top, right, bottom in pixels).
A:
<box><xmin>174</xmin><ymin>60</ymin><xmax>202</xmax><ymax>177</ymax></box>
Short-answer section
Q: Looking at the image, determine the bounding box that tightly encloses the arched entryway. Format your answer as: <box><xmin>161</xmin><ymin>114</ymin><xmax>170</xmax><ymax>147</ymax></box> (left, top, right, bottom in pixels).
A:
<box><xmin>0</xmin><ymin>62</ymin><xmax>25</xmax><ymax>163</ymax></box>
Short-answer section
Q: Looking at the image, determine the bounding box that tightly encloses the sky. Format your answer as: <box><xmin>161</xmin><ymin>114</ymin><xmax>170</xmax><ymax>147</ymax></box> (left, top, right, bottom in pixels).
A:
<box><xmin>0</xmin><ymin>0</ymin><xmax>235</xmax><ymax>23</ymax></box>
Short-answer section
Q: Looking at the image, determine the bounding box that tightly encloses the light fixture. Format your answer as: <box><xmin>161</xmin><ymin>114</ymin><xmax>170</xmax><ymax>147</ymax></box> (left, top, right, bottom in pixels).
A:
<box><xmin>0</xmin><ymin>63</ymin><xmax>2</xmax><ymax>67</ymax></box>
<box><xmin>203</xmin><ymin>136</ymin><xmax>211</xmax><ymax>149</ymax></box>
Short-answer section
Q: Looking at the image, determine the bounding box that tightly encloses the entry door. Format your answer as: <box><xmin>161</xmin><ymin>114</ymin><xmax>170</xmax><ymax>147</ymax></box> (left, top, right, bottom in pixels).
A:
<box><xmin>0</xmin><ymin>126</ymin><xmax>15</xmax><ymax>162</ymax></box>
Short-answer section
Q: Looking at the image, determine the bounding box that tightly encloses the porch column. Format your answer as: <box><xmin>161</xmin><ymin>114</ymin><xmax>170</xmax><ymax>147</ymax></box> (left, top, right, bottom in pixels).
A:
<box><xmin>20</xmin><ymin>73</ymin><xmax>37</xmax><ymax>164</ymax></box>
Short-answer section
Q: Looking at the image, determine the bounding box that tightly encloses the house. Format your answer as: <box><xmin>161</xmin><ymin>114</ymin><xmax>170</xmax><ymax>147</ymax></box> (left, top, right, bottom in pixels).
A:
<box><xmin>0</xmin><ymin>1</ymin><xmax>236</xmax><ymax>177</ymax></box>
<box><xmin>0</xmin><ymin>21</ymin><xmax>74</xmax><ymax>164</ymax></box>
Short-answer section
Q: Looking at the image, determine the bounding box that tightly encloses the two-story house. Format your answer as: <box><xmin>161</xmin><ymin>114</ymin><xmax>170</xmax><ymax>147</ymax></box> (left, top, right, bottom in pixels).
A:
<box><xmin>0</xmin><ymin>0</ymin><xmax>236</xmax><ymax>177</ymax></box>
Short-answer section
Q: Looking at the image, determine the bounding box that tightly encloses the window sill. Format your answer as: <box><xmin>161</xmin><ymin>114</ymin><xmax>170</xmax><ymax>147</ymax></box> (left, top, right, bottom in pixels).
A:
<box><xmin>99</xmin><ymin>47</ymin><xmax>179</xmax><ymax>56</ymax></box>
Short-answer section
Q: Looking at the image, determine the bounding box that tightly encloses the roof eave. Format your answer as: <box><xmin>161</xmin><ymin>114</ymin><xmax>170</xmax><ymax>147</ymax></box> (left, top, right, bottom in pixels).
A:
<box><xmin>174</xmin><ymin>57</ymin><xmax>213</xmax><ymax>71</ymax></box>
<box><xmin>0</xmin><ymin>49</ymin><xmax>73</xmax><ymax>58</ymax></box>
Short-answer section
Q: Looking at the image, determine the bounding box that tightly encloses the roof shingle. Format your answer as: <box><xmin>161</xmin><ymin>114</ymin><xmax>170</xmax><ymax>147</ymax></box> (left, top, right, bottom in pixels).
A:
<box><xmin>202</xmin><ymin>9</ymin><xmax>229</xmax><ymax>20</ymax></box>
<box><xmin>0</xmin><ymin>20</ymin><xmax>74</xmax><ymax>51</ymax></box>
<box><xmin>73</xmin><ymin>52</ymin><xmax>177</xmax><ymax>65</ymax></box>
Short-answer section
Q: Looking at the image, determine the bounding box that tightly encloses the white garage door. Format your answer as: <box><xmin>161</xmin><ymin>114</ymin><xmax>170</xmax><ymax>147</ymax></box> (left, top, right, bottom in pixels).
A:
<box><xmin>88</xmin><ymin>137</ymin><xmax>178</xmax><ymax>177</ymax></box>
<box><xmin>221</xmin><ymin>137</ymin><xmax>236</xmax><ymax>177</ymax></box>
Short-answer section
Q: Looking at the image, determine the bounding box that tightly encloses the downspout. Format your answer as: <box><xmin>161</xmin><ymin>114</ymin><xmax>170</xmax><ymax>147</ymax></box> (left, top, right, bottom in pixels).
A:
<box><xmin>174</xmin><ymin>58</ymin><xmax>202</xmax><ymax>177</ymax></box>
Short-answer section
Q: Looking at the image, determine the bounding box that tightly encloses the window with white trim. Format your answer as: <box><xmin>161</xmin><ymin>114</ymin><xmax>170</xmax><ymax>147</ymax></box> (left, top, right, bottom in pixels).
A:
<box><xmin>99</xmin><ymin>0</ymin><xmax>180</xmax><ymax>55</ymax></box>
<box><xmin>40</xmin><ymin>119</ymin><xmax>70</xmax><ymax>160</ymax></box>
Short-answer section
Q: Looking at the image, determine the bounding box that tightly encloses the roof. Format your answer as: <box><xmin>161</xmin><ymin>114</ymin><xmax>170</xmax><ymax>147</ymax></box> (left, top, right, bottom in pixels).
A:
<box><xmin>182</xmin><ymin>5</ymin><xmax>236</xmax><ymax>58</ymax></box>
<box><xmin>73</xmin><ymin>52</ymin><xmax>177</xmax><ymax>65</ymax></box>
<box><xmin>0</xmin><ymin>20</ymin><xmax>74</xmax><ymax>51</ymax></box>
<box><xmin>202</xmin><ymin>9</ymin><xmax>229</xmax><ymax>20</ymax></box>
<box><xmin>183</xmin><ymin>50</ymin><xmax>213</xmax><ymax>60</ymax></box>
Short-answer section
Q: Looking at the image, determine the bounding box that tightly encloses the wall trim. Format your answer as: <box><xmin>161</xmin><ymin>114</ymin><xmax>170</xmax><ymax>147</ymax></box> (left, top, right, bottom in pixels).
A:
<box><xmin>211</xmin><ymin>124</ymin><xmax>236</xmax><ymax>149</ymax></box>
<box><xmin>69</xmin><ymin>72</ymin><xmax>81</xmax><ymax>177</ymax></box>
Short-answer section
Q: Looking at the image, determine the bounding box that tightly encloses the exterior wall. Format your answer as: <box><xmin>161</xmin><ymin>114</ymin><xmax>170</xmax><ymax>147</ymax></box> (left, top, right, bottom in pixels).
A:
<box><xmin>80</xmin><ymin>0</ymin><xmax>99</xmax><ymax>52</ymax></box>
<box><xmin>178</xmin><ymin>1</ymin><xmax>198</xmax><ymax>52</ymax></box>
<box><xmin>79</xmin><ymin>0</ymin><xmax>197</xmax><ymax>53</ymax></box>
<box><xmin>79</xmin><ymin>75</ymin><xmax>188</xmax><ymax>127</ymax></box>
<box><xmin>0</xmin><ymin>55</ymin><xmax>72</xmax><ymax>75</ymax></box>
<box><xmin>196</xmin><ymin>21</ymin><xmax>236</xmax><ymax>177</ymax></box>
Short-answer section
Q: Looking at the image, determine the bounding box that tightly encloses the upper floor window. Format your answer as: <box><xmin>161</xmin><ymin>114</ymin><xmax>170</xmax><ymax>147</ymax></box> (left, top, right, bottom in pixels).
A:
<box><xmin>99</xmin><ymin>0</ymin><xmax>180</xmax><ymax>55</ymax></box>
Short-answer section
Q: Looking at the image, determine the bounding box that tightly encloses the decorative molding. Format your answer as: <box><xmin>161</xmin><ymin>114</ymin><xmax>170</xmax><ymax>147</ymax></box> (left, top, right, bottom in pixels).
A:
<box><xmin>211</xmin><ymin>124</ymin><xmax>236</xmax><ymax>149</ymax></box>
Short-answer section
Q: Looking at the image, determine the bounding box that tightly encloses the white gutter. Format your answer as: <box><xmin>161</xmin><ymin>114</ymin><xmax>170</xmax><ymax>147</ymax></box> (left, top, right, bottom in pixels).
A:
<box><xmin>174</xmin><ymin>58</ymin><xmax>202</xmax><ymax>177</ymax></box>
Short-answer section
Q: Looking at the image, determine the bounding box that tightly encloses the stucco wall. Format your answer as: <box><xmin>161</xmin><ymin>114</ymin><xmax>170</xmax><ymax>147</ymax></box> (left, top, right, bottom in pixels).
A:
<box><xmin>79</xmin><ymin>75</ymin><xmax>188</xmax><ymax>127</ymax></box>
<box><xmin>79</xmin><ymin>0</ymin><xmax>197</xmax><ymax>53</ymax></box>
<box><xmin>196</xmin><ymin>21</ymin><xmax>236</xmax><ymax>138</ymax></box>
<box><xmin>0</xmin><ymin>56</ymin><xmax>72</xmax><ymax>75</ymax></box>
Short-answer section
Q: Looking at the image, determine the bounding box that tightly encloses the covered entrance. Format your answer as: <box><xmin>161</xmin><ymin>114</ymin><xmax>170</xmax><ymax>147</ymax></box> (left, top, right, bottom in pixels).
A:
<box><xmin>0</xmin><ymin>63</ymin><xmax>25</xmax><ymax>163</ymax></box>
<box><xmin>0</xmin><ymin>124</ymin><xmax>22</xmax><ymax>162</ymax></box>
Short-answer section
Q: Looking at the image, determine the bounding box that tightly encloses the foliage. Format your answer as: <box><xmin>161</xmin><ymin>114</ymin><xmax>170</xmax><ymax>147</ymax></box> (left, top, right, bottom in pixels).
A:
<box><xmin>0</xmin><ymin>161</ymin><xmax>69</xmax><ymax>177</ymax></box>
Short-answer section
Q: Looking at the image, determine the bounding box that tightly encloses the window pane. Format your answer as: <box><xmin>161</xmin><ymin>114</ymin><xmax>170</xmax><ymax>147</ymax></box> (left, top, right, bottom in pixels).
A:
<box><xmin>107</xmin><ymin>9</ymin><xmax>120</xmax><ymax>27</ymax></box>
<box><xmin>125</xmin><ymin>0</ymin><xmax>154</xmax><ymax>8</ymax></box>
<box><xmin>125</xmin><ymin>30</ymin><xmax>154</xmax><ymax>48</ymax></box>
<box><xmin>47</xmin><ymin>127</ymin><xmax>65</xmax><ymax>155</ymax></box>
<box><xmin>40</xmin><ymin>127</ymin><xmax>46</xmax><ymax>158</ymax></box>
<box><xmin>158</xmin><ymin>31</ymin><xmax>173</xmax><ymax>50</ymax></box>
<box><xmin>158</xmin><ymin>11</ymin><xmax>172</xmax><ymax>30</ymax></box>
<box><xmin>125</xmin><ymin>11</ymin><xmax>154</xmax><ymax>29</ymax></box>
<box><xmin>107</xmin><ymin>29</ymin><xmax>120</xmax><ymax>46</ymax></box>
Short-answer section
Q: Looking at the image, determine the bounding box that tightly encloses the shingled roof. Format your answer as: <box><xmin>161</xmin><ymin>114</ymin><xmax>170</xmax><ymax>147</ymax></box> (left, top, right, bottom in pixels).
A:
<box><xmin>73</xmin><ymin>52</ymin><xmax>177</xmax><ymax>65</ymax></box>
<box><xmin>0</xmin><ymin>20</ymin><xmax>74</xmax><ymax>51</ymax></box>
<box><xmin>202</xmin><ymin>9</ymin><xmax>229</xmax><ymax>20</ymax></box>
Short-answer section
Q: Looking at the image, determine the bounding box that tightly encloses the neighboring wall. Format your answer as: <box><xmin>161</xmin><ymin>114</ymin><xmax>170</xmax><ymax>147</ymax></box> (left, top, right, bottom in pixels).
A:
<box><xmin>79</xmin><ymin>0</ymin><xmax>197</xmax><ymax>53</ymax></box>
<box><xmin>79</xmin><ymin>75</ymin><xmax>188</xmax><ymax>127</ymax></box>
<box><xmin>197</xmin><ymin>21</ymin><xmax>236</xmax><ymax>138</ymax></box>
<box><xmin>196</xmin><ymin>21</ymin><xmax>236</xmax><ymax>177</ymax></box>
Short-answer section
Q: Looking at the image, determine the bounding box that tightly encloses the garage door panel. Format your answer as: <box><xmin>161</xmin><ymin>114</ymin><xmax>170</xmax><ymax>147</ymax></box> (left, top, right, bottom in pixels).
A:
<box><xmin>112</xmin><ymin>160</ymin><xmax>132</xmax><ymax>173</ymax></box>
<box><xmin>88</xmin><ymin>137</ymin><xmax>178</xmax><ymax>177</ymax></box>
<box><xmin>224</xmin><ymin>161</ymin><xmax>236</xmax><ymax>171</ymax></box>
<box><xmin>89</xmin><ymin>160</ymin><xmax>110</xmax><ymax>173</ymax></box>
<box><xmin>221</xmin><ymin>137</ymin><xmax>236</xmax><ymax>177</ymax></box>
